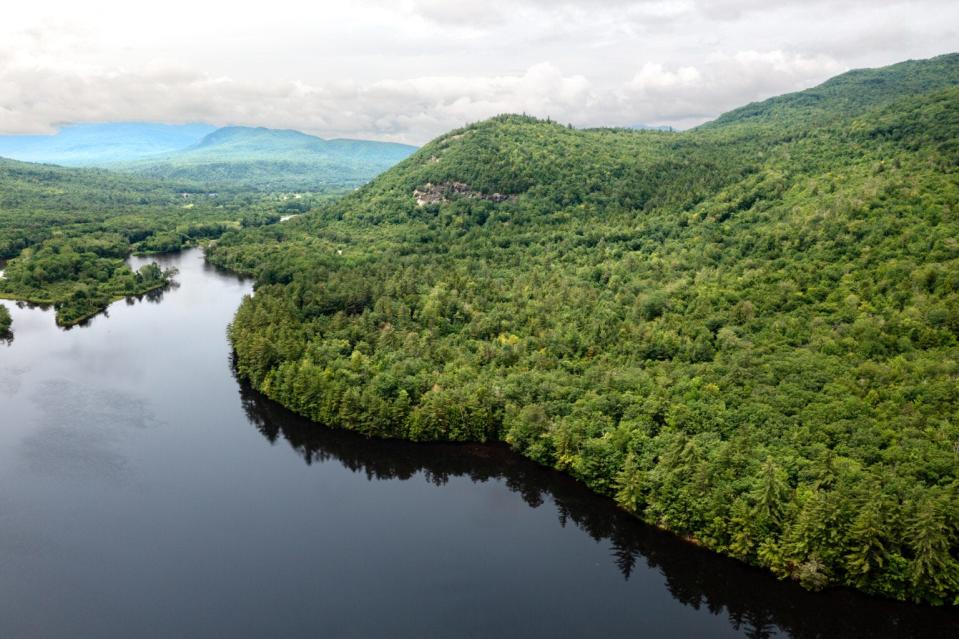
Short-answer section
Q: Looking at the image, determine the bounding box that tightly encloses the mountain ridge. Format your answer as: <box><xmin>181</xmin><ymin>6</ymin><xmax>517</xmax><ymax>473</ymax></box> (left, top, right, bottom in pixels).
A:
<box><xmin>0</xmin><ymin>123</ymin><xmax>418</xmax><ymax>191</ymax></box>
<box><xmin>701</xmin><ymin>51</ymin><xmax>959</xmax><ymax>129</ymax></box>
<box><xmin>118</xmin><ymin>125</ymin><xmax>417</xmax><ymax>190</ymax></box>
<box><xmin>0</xmin><ymin>122</ymin><xmax>216</xmax><ymax>165</ymax></box>
<box><xmin>178</xmin><ymin>125</ymin><xmax>416</xmax><ymax>159</ymax></box>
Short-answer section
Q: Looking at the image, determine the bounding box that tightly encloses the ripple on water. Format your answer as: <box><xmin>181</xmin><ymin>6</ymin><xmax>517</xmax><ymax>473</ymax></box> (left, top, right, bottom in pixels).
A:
<box><xmin>20</xmin><ymin>379</ymin><xmax>159</xmax><ymax>483</ymax></box>
<box><xmin>0</xmin><ymin>365</ymin><xmax>28</xmax><ymax>396</ymax></box>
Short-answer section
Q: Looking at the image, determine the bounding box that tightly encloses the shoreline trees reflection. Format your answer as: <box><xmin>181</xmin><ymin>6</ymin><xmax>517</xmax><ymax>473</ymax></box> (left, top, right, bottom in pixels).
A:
<box><xmin>0</xmin><ymin>302</ymin><xmax>11</xmax><ymax>342</ymax></box>
<box><xmin>238</xmin><ymin>383</ymin><xmax>959</xmax><ymax>639</ymax></box>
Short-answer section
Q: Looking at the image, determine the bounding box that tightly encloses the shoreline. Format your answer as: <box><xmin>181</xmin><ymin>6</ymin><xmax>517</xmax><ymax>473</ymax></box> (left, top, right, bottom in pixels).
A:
<box><xmin>0</xmin><ymin>279</ymin><xmax>171</xmax><ymax>327</ymax></box>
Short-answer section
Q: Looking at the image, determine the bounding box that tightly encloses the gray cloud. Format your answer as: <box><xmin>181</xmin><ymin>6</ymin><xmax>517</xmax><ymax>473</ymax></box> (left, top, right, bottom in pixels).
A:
<box><xmin>0</xmin><ymin>1</ymin><xmax>956</xmax><ymax>143</ymax></box>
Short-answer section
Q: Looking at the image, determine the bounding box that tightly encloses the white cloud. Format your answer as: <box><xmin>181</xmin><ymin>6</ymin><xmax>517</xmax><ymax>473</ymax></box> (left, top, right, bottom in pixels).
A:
<box><xmin>0</xmin><ymin>50</ymin><xmax>595</xmax><ymax>142</ymax></box>
<box><xmin>629</xmin><ymin>64</ymin><xmax>702</xmax><ymax>91</ymax></box>
<box><xmin>615</xmin><ymin>50</ymin><xmax>846</xmax><ymax>127</ymax></box>
<box><xmin>0</xmin><ymin>1</ymin><xmax>956</xmax><ymax>143</ymax></box>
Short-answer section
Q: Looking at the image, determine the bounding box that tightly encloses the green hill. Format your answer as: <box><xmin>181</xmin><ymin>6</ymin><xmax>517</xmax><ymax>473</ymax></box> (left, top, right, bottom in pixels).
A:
<box><xmin>121</xmin><ymin>126</ymin><xmax>416</xmax><ymax>190</ymax></box>
<box><xmin>706</xmin><ymin>53</ymin><xmax>959</xmax><ymax>130</ymax></box>
<box><xmin>207</xmin><ymin>54</ymin><xmax>959</xmax><ymax>604</ymax></box>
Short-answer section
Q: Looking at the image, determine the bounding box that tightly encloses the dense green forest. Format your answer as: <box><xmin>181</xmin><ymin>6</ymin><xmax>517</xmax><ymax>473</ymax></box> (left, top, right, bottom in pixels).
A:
<box><xmin>0</xmin><ymin>158</ymin><xmax>335</xmax><ymax>324</ymax></box>
<box><xmin>207</xmin><ymin>54</ymin><xmax>959</xmax><ymax>604</ymax></box>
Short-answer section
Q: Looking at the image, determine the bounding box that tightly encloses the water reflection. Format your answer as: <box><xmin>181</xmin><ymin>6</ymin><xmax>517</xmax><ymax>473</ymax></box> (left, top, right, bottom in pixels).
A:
<box><xmin>4</xmin><ymin>247</ymin><xmax>956</xmax><ymax>639</ymax></box>
<box><xmin>239</xmin><ymin>383</ymin><xmax>959</xmax><ymax>639</ymax></box>
<box><xmin>0</xmin><ymin>286</ymin><xmax>175</xmax><ymax>333</ymax></box>
<box><xmin>124</xmin><ymin>281</ymin><xmax>178</xmax><ymax>306</ymax></box>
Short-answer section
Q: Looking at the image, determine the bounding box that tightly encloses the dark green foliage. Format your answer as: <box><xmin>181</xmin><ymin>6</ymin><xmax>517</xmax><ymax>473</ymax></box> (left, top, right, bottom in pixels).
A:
<box><xmin>208</xmin><ymin>54</ymin><xmax>959</xmax><ymax>604</ymax></box>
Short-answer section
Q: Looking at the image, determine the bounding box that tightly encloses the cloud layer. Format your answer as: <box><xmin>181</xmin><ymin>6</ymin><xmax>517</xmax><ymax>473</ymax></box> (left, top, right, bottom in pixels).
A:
<box><xmin>1</xmin><ymin>1</ymin><xmax>956</xmax><ymax>143</ymax></box>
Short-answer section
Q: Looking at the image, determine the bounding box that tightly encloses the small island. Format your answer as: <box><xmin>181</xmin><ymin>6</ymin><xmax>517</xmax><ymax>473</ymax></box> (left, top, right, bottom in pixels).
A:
<box><xmin>0</xmin><ymin>236</ymin><xmax>176</xmax><ymax>326</ymax></box>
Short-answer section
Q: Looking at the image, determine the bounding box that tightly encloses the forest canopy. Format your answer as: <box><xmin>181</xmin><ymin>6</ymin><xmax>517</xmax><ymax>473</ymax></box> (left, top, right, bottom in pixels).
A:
<box><xmin>206</xmin><ymin>53</ymin><xmax>959</xmax><ymax>604</ymax></box>
<box><xmin>0</xmin><ymin>158</ymin><xmax>336</xmax><ymax>324</ymax></box>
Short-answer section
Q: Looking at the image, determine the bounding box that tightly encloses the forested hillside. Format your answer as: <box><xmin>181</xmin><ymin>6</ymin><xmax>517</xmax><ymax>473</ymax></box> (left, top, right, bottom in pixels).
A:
<box><xmin>0</xmin><ymin>121</ymin><xmax>414</xmax><ymax>326</ymax></box>
<box><xmin>206</xmin><ymin>53</ymin><xmax>959</xmax><ymax>604</ymax></box>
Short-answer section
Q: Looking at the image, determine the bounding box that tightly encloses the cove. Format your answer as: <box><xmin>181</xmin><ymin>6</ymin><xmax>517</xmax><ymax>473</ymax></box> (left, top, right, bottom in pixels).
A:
<box><xmin>0</xmin><ymin>248</ymin><xmax>955</xmax><ymax>638</ymax></box>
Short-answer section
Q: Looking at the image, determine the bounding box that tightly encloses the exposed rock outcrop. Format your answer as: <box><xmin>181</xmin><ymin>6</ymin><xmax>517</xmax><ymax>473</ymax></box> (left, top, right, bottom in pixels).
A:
<box><xmin>413</xmin><ymin>181</ymin><xmax>513</xmax><ymax>206</ymax></box>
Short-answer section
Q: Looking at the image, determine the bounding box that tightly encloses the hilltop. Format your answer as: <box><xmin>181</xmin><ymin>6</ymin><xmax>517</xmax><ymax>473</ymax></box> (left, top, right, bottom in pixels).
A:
<box><xmin>211</xmin><ymin>53</ymin><xmax>957</xmax><ymax>604</ymax></box>
<box><xmin>188</xmin><ymin>126</ymin><xmax>414</xmax><ymax>162</ymax></box>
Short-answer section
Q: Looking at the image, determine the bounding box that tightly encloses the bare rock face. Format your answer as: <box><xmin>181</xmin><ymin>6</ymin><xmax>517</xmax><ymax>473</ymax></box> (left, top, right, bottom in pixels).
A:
<box><xmin>413</xmin><ymin>182</ymin><xmax>513</xmax><ymax>206</ymax></box>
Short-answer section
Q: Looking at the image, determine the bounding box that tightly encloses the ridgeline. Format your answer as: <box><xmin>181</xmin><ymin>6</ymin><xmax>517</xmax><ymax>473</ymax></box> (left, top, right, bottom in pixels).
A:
<box><xmin>118</xmin><ymin>126</ymin><xmax>417</xmax><ymax>191</ymax></box>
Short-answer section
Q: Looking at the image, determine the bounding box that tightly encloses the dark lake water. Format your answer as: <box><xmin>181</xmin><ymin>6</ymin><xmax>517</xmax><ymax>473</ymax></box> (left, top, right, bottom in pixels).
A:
<box><xmin>1</xmin><ymin>248</ymin><xmax>956</xmax><ymax>638</ymax></box>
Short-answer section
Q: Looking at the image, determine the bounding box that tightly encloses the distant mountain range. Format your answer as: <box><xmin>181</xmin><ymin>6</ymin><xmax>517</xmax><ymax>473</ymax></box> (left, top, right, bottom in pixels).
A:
<box><xmin>180</xmin><ymin>126</ymin><xmax>415</xmax><ymax>163</ymax></box>
<box><xmin>119</xmin><ymin>126</ymin><xmax>417</xmax><ymax>190</ymax></box>
<box><xmin>0</xmin><ymin>123</ymin><xmax>417</xmax><ymax>190</ymax></box>
<box><xmin>0</xmin><ymin>123</ymin><xmax>217</xmax><ymax>165</ymax></box>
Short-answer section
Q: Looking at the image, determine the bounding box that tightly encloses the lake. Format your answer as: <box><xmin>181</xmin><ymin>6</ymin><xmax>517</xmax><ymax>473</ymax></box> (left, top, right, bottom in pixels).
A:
<box><xmin>0</xmin><ymin>248</ymin><xmax>956</xmax><ymax>638</ymax></box>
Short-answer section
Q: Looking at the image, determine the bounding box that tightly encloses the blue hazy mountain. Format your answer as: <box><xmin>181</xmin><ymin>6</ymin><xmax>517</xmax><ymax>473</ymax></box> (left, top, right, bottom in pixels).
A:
<box><xmin>170</xmin><ymin>126</ymin><xmax>415</xmax><ymax>165</ymax></box>
<box><xmin>0</xmin><ymin>123</ymin><xmax>418</xmax><ymax>190</ymax></box>
<box><xmin>0</xmin><ymin>123</ymin><xmax>216</xmax><ymax>165</ymax></box>
<box><xmin>121</xmin><ymin>126</ymin><xmax>418</xmax><ymax>190</ymax></box>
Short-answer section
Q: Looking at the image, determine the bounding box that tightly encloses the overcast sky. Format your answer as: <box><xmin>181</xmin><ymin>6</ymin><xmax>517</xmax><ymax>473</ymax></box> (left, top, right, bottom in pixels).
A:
<box><xmin>1</xmin><ymin>1</ymin><xmax>956</xmax><ymax>143</ymax></box>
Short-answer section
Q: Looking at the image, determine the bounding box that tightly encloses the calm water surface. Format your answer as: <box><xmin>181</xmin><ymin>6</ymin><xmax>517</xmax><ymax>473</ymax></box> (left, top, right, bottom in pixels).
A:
<box><xmin>0</xmin><ymin>249</ymin><xmax>956</xmax><ymax>638</ymax></box>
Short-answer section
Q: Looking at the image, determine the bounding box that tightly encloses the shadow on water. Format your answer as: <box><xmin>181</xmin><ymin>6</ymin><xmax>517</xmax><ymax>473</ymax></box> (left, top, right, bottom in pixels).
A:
<box><xmin>125</xmin><ymin>281</ymin><xmax>179</xmax><ymax>306</ymax></box>
<box><xmin>238</xmin><ymin>382</ymin><xmax>959</xmax><ymax>639</ymax></box>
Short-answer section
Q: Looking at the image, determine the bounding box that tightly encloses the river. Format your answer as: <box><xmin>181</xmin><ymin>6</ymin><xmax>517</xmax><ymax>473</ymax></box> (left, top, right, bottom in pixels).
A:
<box><xmin>0</xmin><ymin>248</ymin><xmax>955</xmax><ymax>638</ymax></box>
